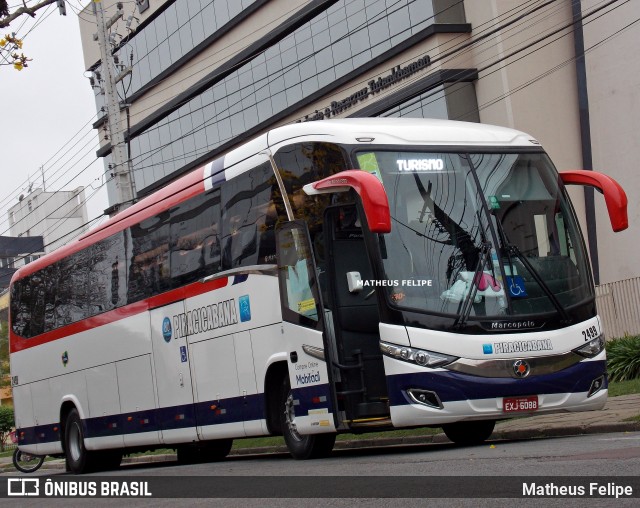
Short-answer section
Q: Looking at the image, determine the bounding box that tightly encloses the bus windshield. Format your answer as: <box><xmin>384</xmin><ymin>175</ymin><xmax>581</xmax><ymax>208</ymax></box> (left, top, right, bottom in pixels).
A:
<box><xmin>356</xmin><ymin>150</ymin><xmax>593</xmax><ymax>318</ymax></box>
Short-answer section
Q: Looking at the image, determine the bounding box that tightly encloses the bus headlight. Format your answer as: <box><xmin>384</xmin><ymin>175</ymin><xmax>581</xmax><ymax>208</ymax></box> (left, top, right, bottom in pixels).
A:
<box><xmin>573</xmin><ymin>335</ymin><xmax>605</xmax><ymax>358</ymax></box>
<box><xmin>380</xmin><ymin>341</ymin><xmax>458</xmax><ymax>368</ymax></box>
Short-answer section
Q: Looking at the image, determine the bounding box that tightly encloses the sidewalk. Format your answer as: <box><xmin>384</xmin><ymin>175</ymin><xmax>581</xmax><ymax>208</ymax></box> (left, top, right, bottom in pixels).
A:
<box><xmin>2</xmin><ymin>394</ymin><xmax>639</xmax><ymax>473</ymax></box>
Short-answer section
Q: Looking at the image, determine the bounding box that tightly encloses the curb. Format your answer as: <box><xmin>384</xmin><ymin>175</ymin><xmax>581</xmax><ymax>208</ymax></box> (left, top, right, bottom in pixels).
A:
<box><xmin>3</xmin><ymin>421</ymin><xmax>638</xmax><ymax>473</ymax></box>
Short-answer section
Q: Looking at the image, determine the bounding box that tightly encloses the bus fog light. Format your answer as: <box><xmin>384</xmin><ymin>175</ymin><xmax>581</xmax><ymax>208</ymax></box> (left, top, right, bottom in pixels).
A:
<box><xmin>407</xmin><ymin>389</ymin><xmax>443</xmax><ymax>409</ymax></box>
<box><xmin>588</xmin><ymin>375</ymin><xmax>606</xmax><ymax>398</ymax></box>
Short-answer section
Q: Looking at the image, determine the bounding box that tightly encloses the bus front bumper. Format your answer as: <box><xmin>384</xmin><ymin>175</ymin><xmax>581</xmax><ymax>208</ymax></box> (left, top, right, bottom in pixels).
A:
<box><xmin>384</xmin><ymin>358</ymin><xmax>607</xmax><ymax>427</ymax></box>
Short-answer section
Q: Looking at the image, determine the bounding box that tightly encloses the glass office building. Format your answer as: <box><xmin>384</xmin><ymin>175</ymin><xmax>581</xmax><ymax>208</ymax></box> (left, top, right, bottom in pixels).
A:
<box><xmin>80</xmin><ymin>0</ymin><xmax>640</xmax><ymax>292</ymax></box>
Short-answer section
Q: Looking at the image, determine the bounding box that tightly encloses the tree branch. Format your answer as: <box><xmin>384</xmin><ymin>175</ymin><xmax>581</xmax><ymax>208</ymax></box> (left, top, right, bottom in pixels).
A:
<box><xmin>0</xmin><ymin>0</ymin><xmax>58</xmax><ymax>29</ymax></box>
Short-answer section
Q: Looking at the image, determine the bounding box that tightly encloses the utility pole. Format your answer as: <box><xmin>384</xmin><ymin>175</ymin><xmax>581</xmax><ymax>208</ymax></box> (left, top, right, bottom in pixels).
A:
<box><xmin>93</xmin><ymin>0</ymin><xmax>135</xmax><ymax>215</ymax></box>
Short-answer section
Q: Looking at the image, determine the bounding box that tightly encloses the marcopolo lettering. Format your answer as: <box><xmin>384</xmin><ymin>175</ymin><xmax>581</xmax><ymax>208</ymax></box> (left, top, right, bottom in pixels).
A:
<box><xmin>296</xmin><ymin>371</ymin><xmax>321</xmax><ymax>385</ymax></box>
<box><xmin>493</xmin><ymin>339</ymin><xmax>553</xmax><ymax>354</ymax></box>
<box><xmin>491</xmin><ymin>321</ymin><xmax>537</xmax><ymax>330</ymax></box>
<box><xmin>172</xmin><ymin>298</ymin><xmax>238</xmax><ymax>339</ymax></box>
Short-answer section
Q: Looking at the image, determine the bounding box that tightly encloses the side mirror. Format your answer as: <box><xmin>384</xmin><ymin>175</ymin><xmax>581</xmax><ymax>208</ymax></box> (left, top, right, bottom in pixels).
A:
<box><xmin>302</xmin><ymin>170</ymin><xmax>391</xmax><ymax>233</ymax></box>
<box><xmin>560</xmin><ymin>170</ymin><xmax>628</xmax><ymax>232</ymax></box>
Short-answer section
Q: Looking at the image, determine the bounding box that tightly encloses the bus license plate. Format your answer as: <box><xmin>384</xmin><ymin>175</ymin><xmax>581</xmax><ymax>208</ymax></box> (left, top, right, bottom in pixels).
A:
<box><xmin>503</xmin><ymin>395</ymin><xmax>538</xmax><ymax>413</ymax></box>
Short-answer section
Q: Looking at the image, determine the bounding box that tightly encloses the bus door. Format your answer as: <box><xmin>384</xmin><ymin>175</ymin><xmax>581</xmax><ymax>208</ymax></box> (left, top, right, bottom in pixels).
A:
<box><xmin>150</xmin><ymin>301</ymin><xmax>198</xmax><ymax>444</ymax></box>
<box><xmin>322</xmin><ymin>205</ymin><xmax>389</xmax><ymax>423</ymax></box>
<box><xmin>276</xmin><ymin>221</ymin><xmax>339</xmax><ymax>434</ymax></box>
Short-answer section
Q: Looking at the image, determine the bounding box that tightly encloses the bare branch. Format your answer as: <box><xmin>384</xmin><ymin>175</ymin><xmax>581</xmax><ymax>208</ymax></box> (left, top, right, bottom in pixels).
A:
<box><xmin>0</xmin><ymin>0</ymin><xmax>58</xmax><ymax>29</ymax></box>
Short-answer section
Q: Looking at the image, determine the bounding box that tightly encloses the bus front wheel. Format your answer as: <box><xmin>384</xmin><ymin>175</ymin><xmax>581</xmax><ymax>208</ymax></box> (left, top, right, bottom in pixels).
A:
<box><xmin>442</xmin><ymin>420</ymin><xmax>496</xmax><ymax>446</ymax></box>
<box><xmin>64</xmin><ymin>408</ymin><xmax>98</xmax><ymax>474</ymax></box>
<box><xmin>279</xmin><ymin>377</ymin><xmax>336</xmax><ymax>460</ymax></box>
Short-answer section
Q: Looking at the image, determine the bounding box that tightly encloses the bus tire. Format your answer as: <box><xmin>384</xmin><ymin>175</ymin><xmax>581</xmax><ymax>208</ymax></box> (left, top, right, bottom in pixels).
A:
<box><xmin>96</xmin><ymin>450</ymin><xmax>122</xmax><ymax>471</ymax></box>
<box><xmin>204</xmin><ymin>439</ymin><xmax>233</xmax><ymax>461</ymax></box>
<box><xmin>442</xmin><ymin>420</ymin><xmax>495</xmax><ymax>446</ymax></box>
<box><xmin>176</xmin><ymin>445</ymin><xmax>201</xmax><ymax>464</ymax></box>
<box><xmin>279</xmin><ymin>377</ymin><xmax>336</xmax><ymax>460</ymax></box>
<box><xmin>64</xmin><ymin>408</ymin><xmax>98</xmax><ymax>474</ymax></box>
<box><xmin>177</xmin><ymin>439</ymin><xmax>232</xmax><ymax>464</ymax></box>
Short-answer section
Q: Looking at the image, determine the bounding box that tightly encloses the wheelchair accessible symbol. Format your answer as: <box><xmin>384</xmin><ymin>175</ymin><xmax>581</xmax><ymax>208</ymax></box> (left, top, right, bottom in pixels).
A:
<box><xmin>506</xmin><ymin>276</ymin><xmax>527</xmax><ymax>297</ymax></box>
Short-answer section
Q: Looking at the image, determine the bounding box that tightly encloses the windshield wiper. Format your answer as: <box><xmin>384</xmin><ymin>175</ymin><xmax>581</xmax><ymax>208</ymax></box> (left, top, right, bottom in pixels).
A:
<box><xmin>454</xmin><ymin>240</ymin><xmax>491</xmax><ymax>330</ymax></box>
<box><xmin>505</xmin><ymin>244</ymin><xmax>572</xmax><ymax>324</ymax></box>
<box><xmin>490</xmin><ymin>214</ymin><xmax>572</xmax><ymax>324</ymax></box>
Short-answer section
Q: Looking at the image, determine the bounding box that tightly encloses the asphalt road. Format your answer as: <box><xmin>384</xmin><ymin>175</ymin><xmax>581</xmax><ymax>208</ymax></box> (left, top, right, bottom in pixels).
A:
<box><xmin>2</xmin><ymin>432</ymin><xmax>639</xmax><ymax>507</ymax></box>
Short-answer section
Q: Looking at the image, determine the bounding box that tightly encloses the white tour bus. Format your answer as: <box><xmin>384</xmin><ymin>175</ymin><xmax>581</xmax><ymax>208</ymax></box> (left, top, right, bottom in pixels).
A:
<box><xmin>10</xmin><ymin>118</ymin><xmax>628</xmax><ymax>473</ymax></box>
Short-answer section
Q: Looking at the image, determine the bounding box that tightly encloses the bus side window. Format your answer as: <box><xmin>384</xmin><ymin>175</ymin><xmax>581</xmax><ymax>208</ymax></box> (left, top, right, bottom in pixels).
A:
<box><xmin>127</xmin><ymin>212</ymin><xmax>171</xmax><ymax>303</ymax></box>
<box><xmin>221</xmin><ymin>162</ymin><xmax>284</xmax><ymax>269</ymax></box>
<box><xmin>277</xmin><ymin>227</ymin><xmax>319</xmax><ymax>323</ymax></box>
<box><xmin>55</xmin><ymin>251</ymin><xmax>89</xmax><ymax>327</ymax></box>
<box><xmin>170</xmin><ymin>190</ymin><xmax>221</xmax><ymax>286</ymax></box>
<box><xmin>273</xmin><ymin>141</ymin><xmax>350</xmax><ymax>304</ymax></box>
<box><xmin>89</xmin><ymin>233</ymin><xmax>126</xmax><ymax>314</ymax></box>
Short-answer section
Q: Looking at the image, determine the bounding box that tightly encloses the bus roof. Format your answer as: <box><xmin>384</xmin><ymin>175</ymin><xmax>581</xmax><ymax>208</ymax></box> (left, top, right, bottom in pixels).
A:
<box><xmin>264</xmin><ymin>118</ymin><xmax>538</xmax><ymax>150</ymax></box>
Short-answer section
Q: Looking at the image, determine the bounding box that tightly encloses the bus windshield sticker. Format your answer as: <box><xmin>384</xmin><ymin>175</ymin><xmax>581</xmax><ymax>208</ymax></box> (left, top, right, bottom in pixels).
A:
<box><xmin>488</xmin><ymin>195</ymin><xmax>501</xmax><ymax>209</ymax></box>
<box><xmin>356</xmin><ymin>152</ymin><xmax>383</xmax><ymax>182</ymax></box>
<box><xmin>507</xmin><ymin>276</ymin><xmax>527</xmax><ymax>297</ymax></box>
<box><xmin>297</xmin><ymin>298</ymin><xmax>317</xmax><ymax>315</ymax></box>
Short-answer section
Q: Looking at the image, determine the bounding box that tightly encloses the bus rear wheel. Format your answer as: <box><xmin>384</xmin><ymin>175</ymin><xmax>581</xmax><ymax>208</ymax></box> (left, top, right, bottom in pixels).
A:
<box><xmin>177</xmin><ymin>439</ymin><xmax>233</xmax><ymax>464</ymax></box>
<box><xmin>442</xmin><ymin>420</ymin><xmax>496</xmax><ymax>446</ymax></box>
<box><xmin>279</xmin><ymin>377</ymin><xmax>335</xmax><ymax>460</ymax></box>
<box><xmin>64</xmin><ymin>408</ymin><xmax>98</xmax><ymax>474</ymax></box>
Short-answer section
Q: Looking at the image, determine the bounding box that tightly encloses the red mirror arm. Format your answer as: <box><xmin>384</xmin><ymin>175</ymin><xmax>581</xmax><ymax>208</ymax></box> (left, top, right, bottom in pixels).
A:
<box><xmin>560</xmin><ymin>170</ymin><xmax>628</xmax><ymax>232</ymax></box>
<box><xmin>303</xmin><ymin>170</ymin><xmax>391</xmax><ymax>233</ymax></box>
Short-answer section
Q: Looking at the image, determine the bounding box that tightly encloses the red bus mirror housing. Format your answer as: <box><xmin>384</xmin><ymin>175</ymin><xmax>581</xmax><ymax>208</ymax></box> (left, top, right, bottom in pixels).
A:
<box><xmin>303</xmin><ymin>170</ymin><xmax>391</xmax><ymax>233</ymax></box>
<box><xmin>560</xmin><ymin>170</ymin><xmax>628</xmax><ymax>232</ymax></box>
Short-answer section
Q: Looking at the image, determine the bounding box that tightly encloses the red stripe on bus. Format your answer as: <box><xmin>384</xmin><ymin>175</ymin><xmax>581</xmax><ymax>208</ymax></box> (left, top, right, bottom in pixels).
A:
<box><xmin>9</xmin><ymin>276</ymin><xmax>229</xmax><ymax>353</ymax></box>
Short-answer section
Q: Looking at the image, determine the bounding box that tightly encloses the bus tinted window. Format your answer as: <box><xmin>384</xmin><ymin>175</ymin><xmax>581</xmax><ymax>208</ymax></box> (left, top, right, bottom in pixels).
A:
<box><xmin>274</xmin><ymin>142</ymin><xmax>349</xmax><ymax>236</ymax></box>
<box><xmin>89</xmin><ymin>233</ymin><xmax>127</xmax><ymax>314</ymax></box>
<box><xmin>11</xmin><ymin>161</ymin><xmax>286</xmax><ymax>338</ymax></box>
<box><xmin>56</xmin><ymin>250</ymin><xmax>90</xmax><ymax>327</ymax></box>
<box><xmin>221</xmin><ymin>162</ymin><xmax>283</xmax><ymax>268</ymax></box>
<box><xmin>128</xmin><ymin>212</ymin><xmax>171</xmax><ymax>303</ymax></box>
<box><xmin>170</xmin><ymin>190</ymin><xmax>222</xmax><ymax>286</ymax></box>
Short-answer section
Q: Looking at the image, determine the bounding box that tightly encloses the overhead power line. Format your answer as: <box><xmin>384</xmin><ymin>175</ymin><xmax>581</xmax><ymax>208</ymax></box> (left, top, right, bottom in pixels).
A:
<box><xmin>123</xmin><ymin>0</ymin><xmax>589</xmax><ymax>170</ymax></box>
<box><xmin>6</xmin><ymin>0</ymin><xmax>630</xmax><ymax>247</ymax></box>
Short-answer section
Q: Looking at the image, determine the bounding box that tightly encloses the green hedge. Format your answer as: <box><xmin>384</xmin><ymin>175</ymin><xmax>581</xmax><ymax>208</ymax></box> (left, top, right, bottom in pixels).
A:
<box><xmin>606</xmin><ymin>335</ymin><xmax>640</xmax><ymax>382</ymax></box>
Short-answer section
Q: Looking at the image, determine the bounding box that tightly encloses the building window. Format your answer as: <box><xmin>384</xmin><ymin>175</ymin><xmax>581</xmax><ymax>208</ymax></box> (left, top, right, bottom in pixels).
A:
<box><xmin>376</xmin><ymin>82</ymin><xmax>480</xmax><ymax>123</ymax></box>
<box><xmin>93</xmin><ymin>0</ymin><xmax>260</xmax><ymax>113</ymax></box>
<box><xmin>128</xmin><ymin>0</ymin><xmax>439</xmax><ymax>193</ymax></box>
